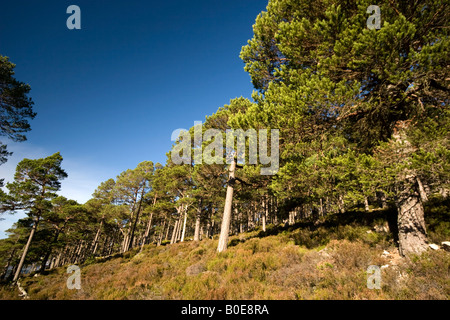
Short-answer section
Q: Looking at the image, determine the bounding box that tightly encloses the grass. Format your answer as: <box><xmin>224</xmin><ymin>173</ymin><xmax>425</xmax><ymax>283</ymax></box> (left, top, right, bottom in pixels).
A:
<box><xmin>0</xmin><ymin>197</ymin><xmax>448</xmax><ymax>300</ymax></box>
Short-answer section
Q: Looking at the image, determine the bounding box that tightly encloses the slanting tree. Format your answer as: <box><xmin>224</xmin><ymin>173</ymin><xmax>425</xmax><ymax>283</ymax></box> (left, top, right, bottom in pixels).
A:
<box><xmin>1</xmin><ymin>152</ymin><xmax>67</xmax><ymax>282</ymax></box>
<box><xmin>0</xmin><ymin>55</ymin><xmax>36</xmax><ymax>185</ymax></box>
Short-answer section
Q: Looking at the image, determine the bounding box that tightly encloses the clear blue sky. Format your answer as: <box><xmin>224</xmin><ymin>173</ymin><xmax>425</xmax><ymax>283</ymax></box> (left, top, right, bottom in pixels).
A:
<box><xmin>0</xmin><ymin>0</ymin><xmax>267</xmax><ymax>238</ymax></box>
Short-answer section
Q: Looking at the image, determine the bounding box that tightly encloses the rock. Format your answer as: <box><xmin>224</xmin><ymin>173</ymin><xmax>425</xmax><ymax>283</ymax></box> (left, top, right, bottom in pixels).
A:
<box><xmin>429</xmin><ymin>243</ymin><xmax>439</xmax><ymax>250</ymax></box>
<box><xmin>186</xmin><ymin>262</ymin><xmax>206</xmax><ymax>276</ymax></box>
<box><xmin>381</xmin><ymin>250</ymin><xmax>390</xmax><ymax>257</ymax></box>
<box><xmin>441</xmin><ymin>242</ymin><xmax>450</xmax><ymax>252</ymax></box>
<box><xmin>373</xmin><ymin>222</ymin><xmax>390</xmax><ymax>233</ymax></box>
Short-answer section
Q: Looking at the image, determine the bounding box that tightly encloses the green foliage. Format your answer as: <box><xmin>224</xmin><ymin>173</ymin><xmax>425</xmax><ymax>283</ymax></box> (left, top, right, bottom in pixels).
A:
<box><xmin>0</xmin><ymin>55</ymin><xmax>36</xmax><ymax>174</ymax></box>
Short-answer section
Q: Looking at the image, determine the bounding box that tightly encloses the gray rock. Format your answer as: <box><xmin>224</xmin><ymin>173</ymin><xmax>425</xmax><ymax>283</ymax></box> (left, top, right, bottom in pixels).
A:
<box><xmin>429</xmin><ymin>243</ymin><xmax>439</xmax><ymax>250</ymax></box>
<box><xmin>186</xmin><ymin>262</ymin><xmax>206</xmax><ymax>276</ymax></box>
<box><xmin>441</xmin><ymin>241</ymin><xmax>450</xmax><ymax>252</ymax></box>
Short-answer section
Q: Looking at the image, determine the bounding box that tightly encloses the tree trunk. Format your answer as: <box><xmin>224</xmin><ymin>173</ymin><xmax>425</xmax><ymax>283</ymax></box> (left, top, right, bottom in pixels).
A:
<box><xmin>262</xmin><ymin>197</ymin><xmax>267</xmax><ymax>232</ymax></box>
<box><xmin>377</xmin><ymin>192</ymin><xmax>388</xmax><ymax>209</ymax></box>
<box><xmin>91</xmin><ymin>219</ymin><xmax>103</xmax><ymax>255</ymax></box>
<box><xmin>238</xmin><ymin>208</ymin><xmax>243</xmax><ymax>234</ymax></box>
<box><xmin>193</xmin><ymin>200</ymin><xmax>202</xmax><ymax>241</ymax></box>
<box><xmin>121</xmin><ymin>231</ymin><xmax>129</xmax><ymax>253</ymax></box>
<box><xmin>176</xmin><ymin>215</ymin><xmax>183</xmax><ymax>242</ymax></box>
<box><xmin>364</xmin><ymin>197</ymin><xmax>370</xmax><ymax>212</ymax></box>
<box><xmin>40</xmin><ymin>228</ymin><xmax>64</xmax><ymax>273</ymax></box>
<box><xmin>53</xmin><ymin>250</ymin><xmax>62</xmax><ymax>269</ymax></box>
<box><xmin>416</xmin><ymin>176</ymin><xmax>428</xmax><ymax>203</ymax></box>
<box><xmin>164</xmin><ymin>220</ymin><xmax>170</xmax><ymax>241</ymax></box>
<box><xmin>396</xmin><ymin>175</ymin><xmax>429</xmax><ymax>256</ymax></box>
<box><xmin>127</xmin><ymin>189</ymin><xmax>145</xmax><ymax>252</ymax></box>
<box><xmin>217</xmin><ymin>158</ymin><xmax>236</xmax><ymax>253</ymax></box>
<box><xmin>338</xmin><ymin>195</ymin><xmax>345</xmax><ymax>213</ymax></box>
<box><xmin>392</xmin><ymin>124</ymin><xmax>429</xmax><ymax>256</ymax></box>
<box><xmin>140</xmin><ymin>212</ymin><xmax>154</xmax><ymax>252</ymax></box>
<box><xmin>288</xmin><ymin>211</ymin><xmax>294</xmax><ymax>225</ymax></box>
<box><xmin>170</xmin><ymin>219</ymin><xmax>179</xmax><ymax>244</ymax></box>
<box><xmin>181</xmin><ymin>205</ymin><xmax>188</xmax><ymax>242</ymax></box>
<box><xmin>13</xmin><ymin>216</ymin><xmax>39</xmax><ymax>282</ymax></box>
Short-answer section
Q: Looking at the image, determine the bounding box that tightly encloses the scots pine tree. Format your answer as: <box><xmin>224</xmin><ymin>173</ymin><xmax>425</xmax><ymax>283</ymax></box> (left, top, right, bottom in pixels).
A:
<box><xmin>2</xmin><ymin>152</ymin><xmax>67</xmax><ymax>281</ymax></box>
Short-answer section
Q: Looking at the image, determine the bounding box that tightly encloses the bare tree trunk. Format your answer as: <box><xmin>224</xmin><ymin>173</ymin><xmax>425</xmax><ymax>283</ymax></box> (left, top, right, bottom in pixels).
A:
<box><xmin>170</xmin><ymin>219</ymin><xmax>179</xmax><ymax>244</ymax></box>
<box><xmin>396</xmin><ymin>175</ymin><xmax>429</xmax><ymax>256</ymax></box>
<box><xmin>157</xmin><ymin>219</ymin><xmax>166</xmax><ymax>246</ymax></box>
<box><xmin>261</xmin><ymin>196</ymin><xmax>267</xmax><ymax>232</ymax></box>
<box><xmin>247</xmin><ymin>204</ymin><xmax>253</xmax><ymax>231</ymax></box>
<box><xmin>364</xmin><ymin>197</ymin><xmax>370</xmax><ymax>212</ymax></box>
<box><xmin>217</xmin><ymin>158</ymin><xmax>236</xmax><ymax>253</ymax></box>
<box><xmin>319</xmin><ymin>198</ymin><xmax>324</xmax><ymax>216</ymax></box>
<box><xmin>210</xmin><ymin>214</ymin><xmax>215</xmax><ymax>237</ymax></box>
<box><xmin>416</xmin><ymin>176</ymin><xmax>428</xmax><ymax>203</ymax></box>
<box><xmin>121</xmin><ymin>231</ymin><xmax>129</xmax><ymax>253</ymax></box>
<box><xmin>392</xmin><ymin>124</ymin><xmax>429</xmax><ymax>256</ymax></box>
<box><xmin>140</xmin><ymin>212</ymin><xmax>154</xmax><ymax>252</ymax></box>
<box><xmin>164</xmin><ymin>220</ymin><xmax>170</xmax><ymax>241</ymax></box>
<box><xmin>238</xmin><ymin>208</ymin><xmax>243</xmax><ymax>234</ymax></box>
<box><xmin>13</xmin><ymin>216</ymin><xmax>39</xmax><ymax>282</ymax></box>
<box><xmin>91</xmin><ymin>219</ymin><xmax>103</xmax><ymax>255</ymax></box>
<box><xmin>193</xmin><ymin>200</ymin><xmax>202</xmax><ymax>241</ymax></box>
<box><xmin>261</xmin><ymin>206</ymin><xmax>266</xmax><ymax>232</ymax></box>
<box><xmin>127</xmin><ymin>188</ymin><xmax>145</xmax><ymax>251</ymax></box>
<box><xmin>53</xmin><ymin>250</ymin><xmax>62</xmax><ymax>269</ymax></box>
<box><xmin>75</xmin><ymin>240</ymin><xmax>85</xmax><ymax>264</ymax></box>
<box><xmin>176</xmin><ymin>215</ymin><xmax>183</xmax><ymax>242</ymax></box>
<box><xmin>338</xmin><ymin>195</ymin><xmax>345</xmax><ymax>213</ymax></box>
<box><xmin>181</xmin><ymin>205</ymin><xmax>188</xmax><ymax>242</ymax></box>
<box><xmin>288</xmin><ymin>211</ymin><xmax>294</xmax><ymax>225</ymax></box>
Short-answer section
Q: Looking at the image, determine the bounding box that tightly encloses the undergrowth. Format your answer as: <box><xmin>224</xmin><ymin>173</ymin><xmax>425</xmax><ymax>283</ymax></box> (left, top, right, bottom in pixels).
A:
<box><xmin>0</xmin><ymin>197</ymin><xmax>448</xmax><ymax>300</ymax></box>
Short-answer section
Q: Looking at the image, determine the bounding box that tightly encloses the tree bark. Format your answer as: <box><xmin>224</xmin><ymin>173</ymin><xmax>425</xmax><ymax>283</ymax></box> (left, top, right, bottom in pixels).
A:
<box><xmin>217</xmin><ymin>158</ymin><xmax>236</xmax><ymax>253</ymax></box>
<box><xmin>396</xmin><ymin>175</ymin><xmax>429</xmax><ymax>256</ymax></box>
<box><xmin>338</xmin><ymin>195</ymin><xmax>345</xmax><ymax>213</ymax></box>
<box><xmin>392</xmin><ymin>123</ymin><xmax>429</xmax><ymax>256</ymax></box>
<box><xmin>127</xmin><ymin>188</ymin><xmax>145</xmax><ymax>251</ymax></box>
<box><xmin>364</xmin><ymin>197</ymin><xmax>370</xmax><ymax>212</ymax></box>
<box><xmin>416</xmin><ymin>176</ymin><xmax>428</xmax><ymax>203</ymax></box>
<box><xmin>157</xmin><ymin>219</ymin><xmax>166</xmax><ymax>246</ymax></box>
<box><xmin>181</xmin><ymin>205</ymin><xmax>188</xmax><ymax>242</ymax></box>
<box><xmin>91</xmin><ymin>219</ymin><xmax>103</xmax><ymax>255</ymax></box>
<box><xmin>170</xmin><ymin>219</ymin><xmax>179</xmax><ymax>244</ymax></box>
<box><xmin>193</xmin><ymin>200</ymin><xmax>202</xmax><ymax>241</ymax></box>
<box><xmin>262</xmin><ymin>196</ymin><xmax>267</xmax><ymax>232</ymax></box>
<box><xmin>140</xmin><ymin>212</ymin><xmax>153</xmax><ymax>252</ymax></box>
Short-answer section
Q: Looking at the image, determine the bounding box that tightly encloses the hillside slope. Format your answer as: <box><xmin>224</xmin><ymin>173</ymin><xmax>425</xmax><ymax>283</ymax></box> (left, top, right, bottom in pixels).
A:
<box><xmin>1</xmin><ymin>198</ymin><xmax>449</xmax><ymax>300</ymax></box>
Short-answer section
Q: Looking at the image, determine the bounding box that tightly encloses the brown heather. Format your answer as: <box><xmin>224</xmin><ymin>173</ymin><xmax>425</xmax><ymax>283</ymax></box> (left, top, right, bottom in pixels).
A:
<box><xmin>1</xmin><ymin>205</ymin><xmax>449</xmax><ymax>300</ymax></box>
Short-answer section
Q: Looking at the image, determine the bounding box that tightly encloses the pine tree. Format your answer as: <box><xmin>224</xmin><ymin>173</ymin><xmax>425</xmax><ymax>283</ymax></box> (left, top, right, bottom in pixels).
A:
<box><xmin>0</xmin><ymin>55</ymin><xmax>36</xmax><ymax>186</ymax></box>
<box><xmin>1</xmin><ymin>152</ymin><xmax>67</xmax><ymax>281</ymax></box>
<box><xmin>235</xmin><ymin>0</ymin><xmax>449</xmax><ymax>255</ymax></box>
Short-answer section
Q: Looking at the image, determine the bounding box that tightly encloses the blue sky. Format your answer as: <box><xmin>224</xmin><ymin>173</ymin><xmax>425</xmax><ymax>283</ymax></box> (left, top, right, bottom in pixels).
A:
<box><xmin>0</xmin><ymin>0</ymin><xmax>267</xmax><ymax>238</ymax></box>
